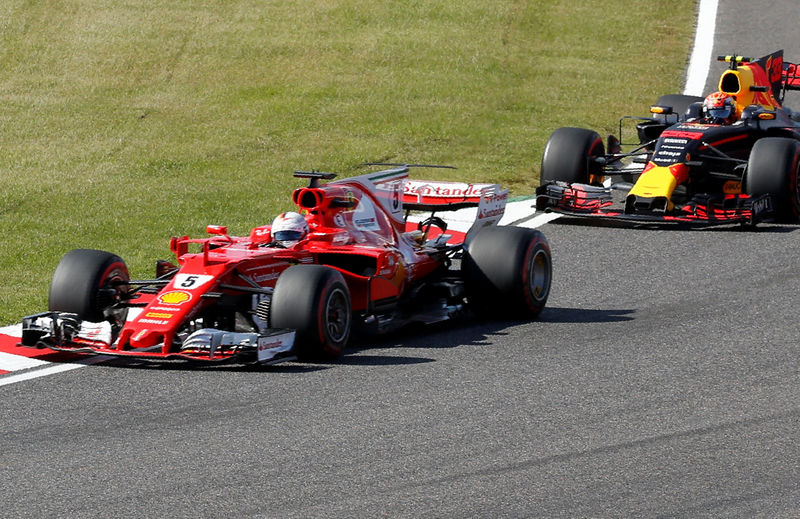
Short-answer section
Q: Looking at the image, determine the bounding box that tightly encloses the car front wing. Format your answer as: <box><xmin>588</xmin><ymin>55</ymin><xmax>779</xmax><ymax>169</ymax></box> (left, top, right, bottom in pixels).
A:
<box><xmin>535</xmin><ymin>181</ymin><xmax>775</xmax><ymax>226</ymax></box>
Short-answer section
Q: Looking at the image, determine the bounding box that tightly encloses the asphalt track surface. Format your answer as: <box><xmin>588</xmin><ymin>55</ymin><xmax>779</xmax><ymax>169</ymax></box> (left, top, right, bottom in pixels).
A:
<box><xmin>3</xmin><ymin>2</ymin><xmax>800</xmax><ymax>517</ymax></box>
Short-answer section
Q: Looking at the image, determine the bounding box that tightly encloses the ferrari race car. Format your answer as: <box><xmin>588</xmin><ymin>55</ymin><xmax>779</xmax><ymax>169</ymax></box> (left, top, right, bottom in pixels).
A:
<box><xmin>536</xmin><ymin>50</ymin><xmax>800</xmax><ymax>226</ymax></box>
<box><xmin>20</xmin><ymin>165</ymin><xmax>552</xmax><ymax>364</ymax></box>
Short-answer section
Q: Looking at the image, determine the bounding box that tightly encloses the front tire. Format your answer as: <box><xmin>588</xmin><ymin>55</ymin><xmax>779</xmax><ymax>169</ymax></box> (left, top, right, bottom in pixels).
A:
<box><xmin>744</xmin><ymin>137</ymin><xmax>800</xmax><ymax>223</ymax></box>
<box><xmin>541</xmin><ymin>127</ymin><xmax>605</xmax><ymax>186</ymax></box>
<box><xmin>271</xmin><ymin>265</ymin><xmax>352</xmax><ymax>360</ymax></box>
<box><xmin>463</xmin><ymin>226</ymin><xmax>552</xmax><ymax>318</ymax></box>
<box><xmin>48</xmin><ymin>249</ymin><xmax>130</xmax><ymax>324</ymax></box>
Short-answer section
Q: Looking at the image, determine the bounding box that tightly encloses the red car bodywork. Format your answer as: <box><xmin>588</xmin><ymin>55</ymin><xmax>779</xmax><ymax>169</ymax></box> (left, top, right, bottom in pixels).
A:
<box><xmin>21</xmin><ymin>166</ymin><xmax>526</xmax><ymax>364</ymax></box>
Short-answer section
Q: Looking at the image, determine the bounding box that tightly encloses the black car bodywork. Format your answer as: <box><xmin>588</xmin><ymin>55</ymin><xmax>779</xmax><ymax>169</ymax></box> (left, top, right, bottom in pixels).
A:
<box><xmin>536</xmin><ymin>50</ymin><xmax>800</xmax><ymax>226</ymax></box>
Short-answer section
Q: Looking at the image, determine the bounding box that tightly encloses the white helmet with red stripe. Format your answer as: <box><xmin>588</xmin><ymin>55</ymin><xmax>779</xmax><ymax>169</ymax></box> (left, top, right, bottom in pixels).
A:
<box><xmin>271</xmin><ymin>211</ymin><xmax>308</xmax><ymax>246</ymax></box>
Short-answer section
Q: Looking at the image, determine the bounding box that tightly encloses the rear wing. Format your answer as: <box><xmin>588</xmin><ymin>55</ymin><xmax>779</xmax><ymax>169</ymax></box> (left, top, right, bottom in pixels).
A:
<box><xmin>784</xmin><ymin>61</ymin><xmax>800</xmax><ymax>92</ymax></box>
<box><xmin>403</xmin><ymin>179</ymin><xmax>501</xmax><ymax>211</ymax></box>
<box><xmin>403</xmin><ymin>179</ymin><xmax>509</xmax><ymax>241</ymax></box>
<box><xmin>327</xmin><ymin>166</ymin><xmax>509</xmax><ymax>242</ymax></box>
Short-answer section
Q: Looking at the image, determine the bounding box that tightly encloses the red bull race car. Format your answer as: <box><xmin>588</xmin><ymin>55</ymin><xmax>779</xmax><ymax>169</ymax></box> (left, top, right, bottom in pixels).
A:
<box><xmin>20</xmin><ymin>165</ymin><xmax>552</xmax><ymax>364</ymax></box>
<box><xmin>536</xmin><ymin>50</ymin><xmax>800</xmax><ymax>226</ymax></box>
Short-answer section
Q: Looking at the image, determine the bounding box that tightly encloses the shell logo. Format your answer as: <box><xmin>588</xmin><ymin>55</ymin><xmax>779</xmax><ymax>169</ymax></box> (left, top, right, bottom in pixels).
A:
<box><xmin>157</xmin><ymin>290</ymin><xmax>192</xmax><ymax>305</ymax></box>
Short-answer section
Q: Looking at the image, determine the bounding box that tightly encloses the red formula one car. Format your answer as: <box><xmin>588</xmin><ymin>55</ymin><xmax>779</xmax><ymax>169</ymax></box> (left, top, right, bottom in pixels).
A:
<box><xmin>20</xmin><ymin>166</ymin><xmax>552</xmax><ymax>364</ymax></box>
<box><xmin>536</xmin><ymin>50</ymin><xmax>800</xmax><ymax>226</ymax></box>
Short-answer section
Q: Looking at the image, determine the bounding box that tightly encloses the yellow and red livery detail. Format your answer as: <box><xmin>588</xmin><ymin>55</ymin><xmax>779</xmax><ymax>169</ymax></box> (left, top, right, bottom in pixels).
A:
<box><xmin>627</xmin><ymin>162</ymin><xmax>689</xmax><ymax>210</ymax></box>
<box><xmin>718</xmin><ymin>55</ymin><xmax>782</xmax><ymax>115</ymax></box>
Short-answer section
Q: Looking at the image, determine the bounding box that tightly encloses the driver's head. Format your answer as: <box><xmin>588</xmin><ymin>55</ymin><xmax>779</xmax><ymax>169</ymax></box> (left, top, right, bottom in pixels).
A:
<box><xmin>271</xmin><ymin>211</ymin><xmax>308</xmax><ymax>247</ymax></box>
<box><xmin>703</xmin><ymin>92</ymin><xmax>737</xmax><ymax>124</ymax></box>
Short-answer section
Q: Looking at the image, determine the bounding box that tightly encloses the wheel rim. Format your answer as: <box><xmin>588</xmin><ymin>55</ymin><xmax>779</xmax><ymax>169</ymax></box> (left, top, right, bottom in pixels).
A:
<box><xmin>528</xmin><ymin>249</ymin><xmax>551</xmax><ymax>303</ymax></box>
<box><xmin>324</xmin><ymin>287</ymin><xmax>350</xmax><ymax>344</ymax></box>
<box><xmin>96</xmin><ymin>264</ymin><xmax>129</xmax><ymax>325</ymax></box>
<box><xmin>587</xmin><ymin>138</ymin><xmax>605</xmax><ymax>185</ymax></box>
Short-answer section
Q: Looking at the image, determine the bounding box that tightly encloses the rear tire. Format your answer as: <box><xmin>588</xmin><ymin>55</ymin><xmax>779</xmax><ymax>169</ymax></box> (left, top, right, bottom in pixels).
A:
<box><xmin>463</xmin><ymin>226</ymin><xmax>552</xmax><ymax>318</ymax></box>
<box><xmin>540</xmin><ymin>127</ymin><xmax>605</xmax><ymax>186</ymax></box>
<box><xmin>271</xmin><ymin>265</ymin><xmax>352</xmax><ymax>360</ymax></box>
<box><xmin>48</xmin><ymin>249</ymin><xmax>130</xmax><ymax>323</ymax></box>
<box><xmin>744</xmin><ymin>137</ymin><xmax>800</xmax><ymax>223</ymax></box>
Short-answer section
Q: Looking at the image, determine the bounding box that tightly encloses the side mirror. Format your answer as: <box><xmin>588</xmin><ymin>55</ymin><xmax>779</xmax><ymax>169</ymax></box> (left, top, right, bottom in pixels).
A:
<box><xmin>206</xmin><ymin>225</ymin><xmax>229</xmax><ymax>236</ymax></box>
<box><xmin>650</xmin><ymin>105</ymin><xmax>674</xmax><ymax>115</ymax></box>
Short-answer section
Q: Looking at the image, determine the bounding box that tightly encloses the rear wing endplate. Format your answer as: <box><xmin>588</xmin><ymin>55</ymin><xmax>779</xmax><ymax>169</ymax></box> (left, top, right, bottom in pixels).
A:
<box><xmin>784</xmin><ymin>62</ymin><xmax>800</xmax><ymax>91</ymax></box>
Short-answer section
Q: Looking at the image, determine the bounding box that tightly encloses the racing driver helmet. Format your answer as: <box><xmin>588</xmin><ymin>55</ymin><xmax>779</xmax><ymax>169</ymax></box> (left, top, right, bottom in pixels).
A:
<box><xmin>271</xmin><ymin>211</ymin><xmax>308</xmax><ymax>247</ymax></box>
<box><xmin>703</xmin><ymin>92</ymin><xmax>737</xmax><ymax>124</ymax></box>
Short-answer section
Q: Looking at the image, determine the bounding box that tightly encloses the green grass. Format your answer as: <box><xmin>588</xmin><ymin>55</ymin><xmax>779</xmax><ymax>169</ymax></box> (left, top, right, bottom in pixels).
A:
<box><xmin>0</xmin><ymin>0</ymin><xmax>696</xmax><ymax>324</ymax></box>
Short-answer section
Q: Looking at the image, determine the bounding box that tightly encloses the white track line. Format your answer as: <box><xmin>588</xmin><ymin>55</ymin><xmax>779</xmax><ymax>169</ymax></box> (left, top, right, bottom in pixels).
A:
<box><xmin>515</xmin><ymin>211</ymin><xmax>563</xmax><ymax>228</ymax></box>
<box><xmin>0</xmin><ymin>363</ymin><xmax>87</xmax><ymax>387</ymax></box>
<box><xmin>684</xmin><ymin>0</ymin><xmax>719</xmax><ymax>96</ymax></box>
<box><xmin>406</xmin><ymin>199</ymin><xmax>542</xmax><ymax>232</ymax></box>
<box><xmin>0</xmin><ymin>355</ymin><xmax>110</xmax><ymax>387</ymax></box>
<box><xmin>0</xmin><ymin>324</ymin><xmax>21</xmax><ymax>336</ymax></box>
<box><xmin>0</xmin><ymin>351</ymin><xmax>50</xmax><ymax>371</ymax></box>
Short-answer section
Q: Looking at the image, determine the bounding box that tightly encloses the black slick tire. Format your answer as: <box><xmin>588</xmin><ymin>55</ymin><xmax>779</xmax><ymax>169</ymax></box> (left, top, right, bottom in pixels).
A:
<box><xmin>540</xmin><ymin>127</ymin><xmax>605</xmax><ymax>186</ymax></box>
<box><xmin>270</xmin><ymin>265</ymin><xmax>352</xmax><ymax>360</ymax></box>
<box><xmin>462</xmin><ymin>226</ymin><xmax>552</xmax><ymax>318</ymax></box>
<box><xmin>745</xmin><ymin>137</ymin><xmax>800</xmax><ymax>223</ymax></box>
<box><xmin>48</xmin><ymin>249</ymin><xmax>130</xmax><ymax>323</ymax></box>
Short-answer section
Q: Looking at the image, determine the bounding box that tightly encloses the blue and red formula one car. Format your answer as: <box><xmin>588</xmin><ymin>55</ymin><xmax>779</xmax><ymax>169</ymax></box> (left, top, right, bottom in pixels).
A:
<box><xmin>537</xmin><ymin>50</ymin><xmax>800</xmax><ymax>226</ymax></box>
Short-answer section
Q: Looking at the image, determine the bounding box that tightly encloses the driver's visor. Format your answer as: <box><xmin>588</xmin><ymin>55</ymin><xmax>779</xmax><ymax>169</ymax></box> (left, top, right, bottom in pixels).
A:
<box><xmin>274</xmin><ymin>230</ymin><xmax>305</xmax><ymax>242</ymax></box>
<box><xmin>709</xmin><ymin>106</ymin><xmax>733</xmax><ymax>119</ymax></box>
